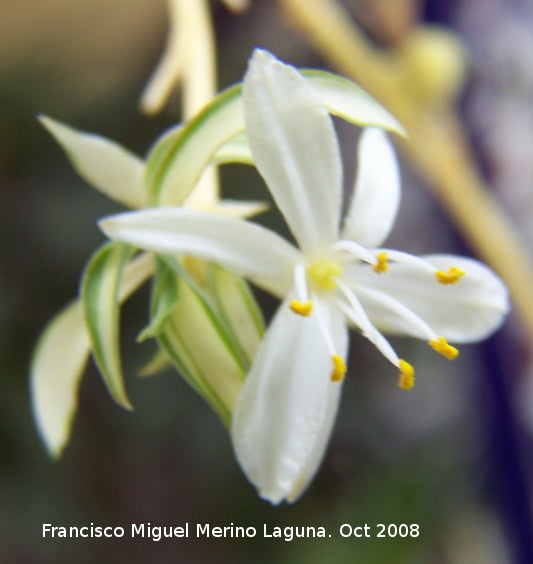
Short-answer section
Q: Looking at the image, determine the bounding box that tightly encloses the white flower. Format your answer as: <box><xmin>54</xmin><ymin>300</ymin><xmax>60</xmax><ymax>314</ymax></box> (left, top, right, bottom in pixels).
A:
<box><xmin>100</xmin><ymin>49</ymin><xmax>509</xmax><ymax>503</ymax></box>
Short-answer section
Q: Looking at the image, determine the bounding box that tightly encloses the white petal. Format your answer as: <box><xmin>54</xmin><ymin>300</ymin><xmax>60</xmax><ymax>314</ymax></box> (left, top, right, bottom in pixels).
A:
<box><xmin>286</xmin><ymin>300</ymin><xmax>349</xmax><ymax>502</ymax></box>
<box><xmin>342</xmin><ymin>128</ymin><xmax>401</xmax><ymax>248</ymax></box>
<box><xmin>232</xmin><ymin>297</ymin><xmax>348</xmax><ymax>504</ymax></box>
<box><xmin>354</xmin><ymin>255</ymin><xmax>509</xmax><ymax>342</ymax></box>
<box><xmin>208</xmin><ymin>199</ymin><xmax>269</xmax><ymax>219</ymax></box>
<box><xmin>31</xmin><ymin>301</ymin><xmax>91</xmax><ymax>458</ymax></box>
<box><xmin>304</xmin><ymin>70</ymin><xmax>407</xmax><ymax>136</ymax></box>
<box><xmin>243</xmin><ymin>49</ymin><xmax>343</xmax><ymax>255</ymax></box>
<box><xmin>100</xmin><ymin>208</ymin><xmax>300</xmax><ymax>298</ymax></box>
<box><xmin>39</xmin><ymin>115</ymin><xmax>146</xmax><ymax>209</ymax></box>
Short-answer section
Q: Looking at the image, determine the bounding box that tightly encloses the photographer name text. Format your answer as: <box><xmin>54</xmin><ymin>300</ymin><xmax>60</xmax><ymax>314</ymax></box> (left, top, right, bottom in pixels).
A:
<box><xmin>42</xmin><ymin>522</ymin><xmax>420</xmax><ymax>542</ymax></box>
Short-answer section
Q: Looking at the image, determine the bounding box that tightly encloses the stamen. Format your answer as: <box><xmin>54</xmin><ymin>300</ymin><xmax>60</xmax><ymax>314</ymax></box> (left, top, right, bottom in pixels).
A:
<box><xmin>377</xmin><ymin>249</ymin><xmax>436</xmax><ymax>274</ymax></box>
<box><xmin>349</xmin><ymin>284</ymin><xmax>436</xmax><ymax>341</ymax></box>
<box><xmin>331</xmin><ymin>240</ymin><xmax>376</xmax><ymax>265</ymax></box>
<box><xmin>435</xmin><ymin>266</ymin><xmax>465</xmax><ymax>285</ymax></box>
<box><xmin>293</xmin><ymin>263</ymin><xmax>309</xmax><ymax>302</ymax></box>
<box><xmin>429</xmin><ymin>336</ymin><xmax>459</xmax><ymax>360</ymax></box>
<box><xmin>331</xmin><ymin>354</ymin><xmax>346</xmax><ymax>382</ymax></box>
<box><xmin>373</xmin><ymin>251</ymin><xmax>389</xmax><ymax>274</ymax></box>
<box><xmin>290</xmin><ymin>299</ymin><xmax>313</xmax><ymax>316</ymax></box>
<box><xmin>335</xmin><ymin>281</ymin><xmax>400</xmax><ymax>367</ymax></box>
<box><xmin>398</xmin><ymin>359</ymin><xmax>415</xmax><ymax>390</ymax></box>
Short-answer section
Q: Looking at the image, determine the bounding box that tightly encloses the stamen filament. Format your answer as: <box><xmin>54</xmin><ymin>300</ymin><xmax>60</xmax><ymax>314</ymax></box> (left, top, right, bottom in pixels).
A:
<box><xmin>435</xmin><ymin>267</ymin><xmax>465</xmax><ymax>285</ymax></box>
<box><xmin>398</xmin><ymin>359</ymin><xmax>415</xmax><ymax>390</ymax></box>
<box><xmin>293</xmin><ymin>263</ymin><xmax>309</xmax><ymax>302</ymax></box>
<box><xmin>429</xmin><ymin>336</ymin><xmax>459</xmax><ymax>360</ymax></box>
<box><xmin>376</xmin><ymin>249</ymin><xmax>436</xmax><ymax>274</ymax></box>
<box><xmin>332</xmin><ymin>240</ymin><xmax>376</xmax><ymax>265</ymax></box>
<box><xmin>335</xmin><ymin>281</ymin><xmax>400</xmax><ymax>367</ymax></box>
<box><xmin>350</xmin><ymin>284</ymin><xmax>436</xmax><ymax>341</ymax></box>
<box><xmin>313</xmin><ymin>299</ymin><xmax>336</xmax><ymax>356</ymax></box>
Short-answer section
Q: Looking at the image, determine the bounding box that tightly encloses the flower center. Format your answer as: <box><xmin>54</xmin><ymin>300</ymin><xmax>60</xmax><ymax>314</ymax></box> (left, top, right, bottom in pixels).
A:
<box><xmin>307</xmin><ymin>259</ymin><xmax>342</xmax><ymax>291</ymax></box>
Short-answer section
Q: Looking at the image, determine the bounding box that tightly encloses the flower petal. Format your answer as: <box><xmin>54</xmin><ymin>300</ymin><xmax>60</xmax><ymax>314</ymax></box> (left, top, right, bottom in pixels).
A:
<box><xmin>39</xmin><ymin>115</ymin><xmax>146</xmax><ymax>209</ymax></box>
<box><xmin>303</xmin><ymin>70</ymin><xmax>406</xmax><ymax>136</ymax></box>
<box><xmin>231</xmin><ymin>297</ymin><xmax>348</xmax><ymax>504</ymax></box>
<box><xmin>100</xmin><ymin>208</ymin><xmax>300</xmax><ymax>298</ymax></box>
<box><xmin>353</xmin><ymin>255</ymin><xmax>509</xmax><ymax>342</ymax></box>
<box><xmin>209</xmin><ymin>199</ymin><xmax>269</xmax><ymax>219</ymax></box>
<box><xmin>30</xmin><ymin>301</ymin><xmax>91</xmax><ymax>458</ymax></box>
<box><xmin>342</xmin><ymin>128</ymin><xmax>401</xmax><ymax>248</ymax></box>
<box><xmin>243</xmin><ymin>49</ymin><xmax>343</xmax><ymax>254</ymax></box>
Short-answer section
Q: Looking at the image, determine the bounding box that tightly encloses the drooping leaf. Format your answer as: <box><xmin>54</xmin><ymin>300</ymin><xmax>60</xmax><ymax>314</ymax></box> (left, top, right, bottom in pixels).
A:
<box><xmin>81</xmin><ymin>241</ymin><xmax>136</xmax><ymax>410</ymax></box>
<box><xmin>207</xmin><ymin>264</ymin><xmax>264</xmax><ymax>367</ymax></box>
<box><xmin>212</xmin><ymin>133</ymin><xmax>253</xmax><ymax>166</ymax></box>
<box><xmin>138</xmin><ymin>348</ymin><xmax>171</xmax><ymax>378</ymax></box>
<box><xmin>31</xmin><ymin>252</ymin><xmax>153</xmax><ymax>457</ymax></box>
<box><xmin>30</xmin><ymin>301</ymin><xmax>91</xmax><ymax>458</ymax></box>
<box><xmin>152</xmin><ymin>263</ymin><xmax>246</xmax><ymax>426</ymax></box>
<box><xmin>137</xmin><ymin>259</ymin><xmax>179</xmax><ymax>342</ymax></box>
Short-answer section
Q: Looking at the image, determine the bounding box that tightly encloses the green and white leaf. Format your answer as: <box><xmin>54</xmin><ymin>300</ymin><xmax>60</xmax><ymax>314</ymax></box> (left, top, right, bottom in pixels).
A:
<box><xmin>39</xmin><ymin>115</ymin><xmax>147</xmax><ymax>209</ymax></box>
<box><xmin>81</xmin><ymin>241</ymin><xmax>136</xmax><ymax>410</ymax></box>
<box><xmin>146</xmin><ymin>70</ymin><xmax>406</xmax><ymax>206</ymax></box>
<box><xmin>207</xmin><ymin>264</ymin><xmax>264</xmax><ymax>366</ymax></box>
<box><xmin>137</xmin><ymin>259</ymin><xmax>179</xmax><ymax>342</ymax></box>
<box><xmin>31</xmin><ymin>252</ymin><xmax>153</xmax><ymax>457</ymax></box>
<box><xmin>138</xmin><ymin>348</ymin><xmax>171</xmax><ymax>378</ymax></box>
<box><xmin>30</xmin><ymin>301</ymin><xmax>91</xmax><ymax>458</ymax></box>
<box><xmin>146</xmin><ymin>84</ymin><xmax>243</xmax><ymax>206</ymax></box>
<box><xmin>153</xmin><ymin>264</ymin><xmax>246</xmax><ymax>426</ymax></box>
<box><xmin>212</xmin><ymin>133</ymin><xmax>253</xmax><ymax>166</ymax></box>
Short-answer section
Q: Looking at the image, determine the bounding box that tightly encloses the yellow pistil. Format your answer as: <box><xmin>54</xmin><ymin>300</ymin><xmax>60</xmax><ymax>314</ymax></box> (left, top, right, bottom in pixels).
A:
<box><xmin>398</xmin><ymin>359</ymin><xmax>415</xmax><ymax>390</ymax></box>
<box><xmin>331</xmin><ymin>354</ymin><xmax>346</xmax><ymax>382</ymax></box>
<box><xmin>290</xmin><ymin>300</ymin><xmax>313</xmax><ymax>316</ymax></box>
<box><xmin>429</xmin><ymin>336</ymin><xmax>459</xmax><ymax>360</ymax></box>
<box><xmin>435</xmin><ymin>266</ymin><xmax>465</xmax><ymax>284</ymax></box>
<box><xmin>308</xmin><ymin>260</ymin><xmax>342</xmax><ymax>290</ymax></box>
<box><xmin>373</xmin><ymin>251</ymin><xmax>389</xmax><ymax>274</ymax></box>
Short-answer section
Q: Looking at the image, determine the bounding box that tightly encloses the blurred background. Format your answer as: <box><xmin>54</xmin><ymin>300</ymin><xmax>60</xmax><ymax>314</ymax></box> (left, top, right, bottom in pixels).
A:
<box><xmin>1</xmin><ymin>0</ymin><xmax>532</xmax><ymax>562</ymax></box>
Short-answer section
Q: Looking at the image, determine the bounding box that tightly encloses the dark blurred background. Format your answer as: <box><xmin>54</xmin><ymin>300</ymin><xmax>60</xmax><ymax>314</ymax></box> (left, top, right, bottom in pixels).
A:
<box><xmin>1</xmin><ymin>1</ymin><xmax>532</xmax><ymax>562</ymax></box>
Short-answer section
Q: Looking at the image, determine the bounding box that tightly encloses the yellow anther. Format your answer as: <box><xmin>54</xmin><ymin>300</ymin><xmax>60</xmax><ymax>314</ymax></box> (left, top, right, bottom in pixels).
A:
<box><xmin>290</xmin><ymin>299</ymin><xmax>313</xmax><ymax>316</ymax></box>
<box><xmin>429</xmin><ymin>336</ymin><xmax>459</xmax><ymax>360</ymax></box>
<box><xmin>308</xmin><ymin>260</ymin><xmax>342</xmax><ymax>290</ymax></box>
<box><xmin>435</xmin><ymin>266</ymin><xmax>465</xmax><ymax>285</ymax></box>
<box><xmin>373</xmin><ymin>251</ymin><xmax>389</xmax><ymax>274</ymax></box>
<box><xmin>398</xmin><ymin>359</ymin><xmax>415</xmax><ymax>390</ymax></box>
<box><xmin>331</xmin><ymin>354</ymin><xmax>347</xmax><ymax>382</ymax></box>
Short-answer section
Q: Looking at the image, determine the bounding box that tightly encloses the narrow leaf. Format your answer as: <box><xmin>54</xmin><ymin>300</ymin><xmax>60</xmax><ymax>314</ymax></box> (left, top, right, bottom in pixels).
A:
<box><xmin>39</xmin><ymin>115</ymin><xmax>147</xmax><ymax>209</ymax></box>
<box><xmin>153</xmin><ymin>265</ymin><xmax>246</xmax><ymax>426</ymax></box>
<box><xmin>207</xmin><ymin>264</ymin><xmax>264</xmax><ymax>367</ymax></box>
<box><xmin>30</xmin><ymin>301</ymin><xmax>91</xmax><ymax>458</ymax></box>
<box><xmin>81</xmin><ymin>242</ymin><xmax>136</xmax><ymax>410</ymax></box>
<box><xmin>212</xmin><ymin>133</ymin><xmax>253</xmax><ymax>166</ymax></box>
<box><xmin>138</xmin><ymin>348</ymin><xmax>171</xmax><ymax>378</ymax></box>
<box><xmin>137</xmin><ymin>260</ymin><xmax>178</xmax><ymax>341</ymax></box>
